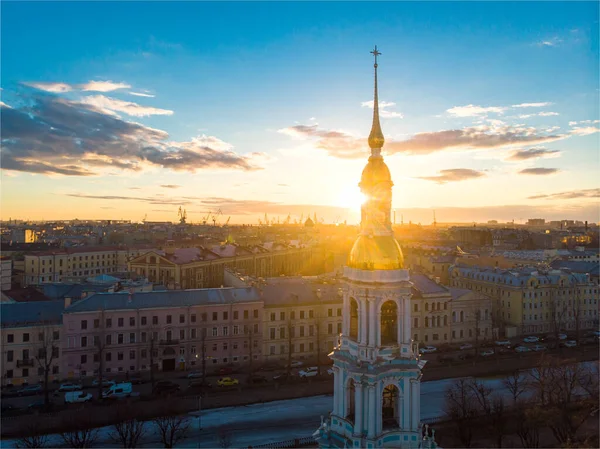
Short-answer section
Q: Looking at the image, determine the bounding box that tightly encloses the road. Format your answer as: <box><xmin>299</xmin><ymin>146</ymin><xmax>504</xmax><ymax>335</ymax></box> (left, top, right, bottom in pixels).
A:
<box><xmin>8</xmin><ymin>362</ymin><xmax>597</xmax><ymax>449</ymax></box>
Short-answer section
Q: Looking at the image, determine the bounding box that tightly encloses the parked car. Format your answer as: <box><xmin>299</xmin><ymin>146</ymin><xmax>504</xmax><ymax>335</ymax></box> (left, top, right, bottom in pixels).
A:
<box><xmin>217</xmin><ymin>377</ymin><xmax>239</xmax><ymax>387</ymax></box>
<box><xmin>153</xmin><ymin>381</ymin><xmax>180</xmax><ymax>395</ymax></box>
<box><xmin>298</xmin><ymin>367</ymin><xmax>319</xmax><ymax>378</ymax></box>
<box><xmin>102</xmin><ymin>382</ymin><xmax>133</xmax><ymax>400</ymax></box>
<box><xmin>58</xmin><ymin>382</ymin><xmax>83</xmax><ymax>392</ymax></box>
<box><xmin>562</xmin><ymin>340</ymin><xmax>577</xmax><ymax>348</ymax></box>
<box><xmin>248</xmin><ymin>374</ymin><xmax>269</xmax><ymax>385</ymax></box>
<box><xmin>18</xmin><ymin>384</ymin><xmax>42</xmax><ymax>396</ymax></box>
<box><xmin>258</xmin><ymin>362</ymin><xmax>284</xmax><ymax>372</ymax></box>
<box><xmin>289</xmin><ymin>361</ymin><xmax>304</xmax><ymax>368</ymax></box>
<box><xmin>187</xmin><ymin>371</ymin><xmax>203</xmax><ymax>379</ymax></box>
<box><xmin>92</xmin><ymin>379</ymin><xmax>115</xmax><ymax>388</ymax></box>
<box><xmin>129</xmin><ymin>373</ymin><xmax>145</xmax><ymax>385</ymax></box>
<box><xmin>558</xmin><ymin>333</ymin><xmax>568</xmax><ymax>340</ymax></box>
<box><xmin>523</xmin><ymin>336</ymin><xmax>539</xmax><ymax>343</ymax></box>
<box><xmin>494</xmin><ymin>340</ymin><xmax>511</xmax><ymax>346</ymax></box>
<box><xmin>65</xmin><ymin>391</ymin><xmax>93</xmax><ymax>404</ymax></box>
<box><xmin>419</xmin><ymin>346</ymin><xmax>437</xmax><ymax>354</ymax></box>
<box><xmin>480</xmin><ymin>349</ymin><xmax>494</xmax><ymax>357</ymax></box>
<box><xmin>515</xmin><ymin>346</ymin><xmax>531</xmax><ymax>353</ymax></box>
<box><xmin>439</xmin><ymin>354</ymin><xmax>456</xmax><ymax>363</ymax></box>
<box><xmin>459</xmin><ymin>343</ymin><xmax>473</xmax><ymax>350</ymax></box>
<box><xmin>27</xmin><ymin>400</ymin><xmax>49</xmax><ymax>412</ymax></box>
<box><xmin>327</xmin><ymin>368</ymin><xmax>334</xmax><ymax>376</ymax></box>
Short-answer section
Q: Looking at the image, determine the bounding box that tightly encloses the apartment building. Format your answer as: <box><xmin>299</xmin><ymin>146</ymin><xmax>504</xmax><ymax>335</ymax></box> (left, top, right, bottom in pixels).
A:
<box><xmin>410</xmin><ymin>273</ymin><xmax>493</xmax><ymax>346</ymax></box>
<box><xmin>128</xmin><ymin>243</ymin><xmax>314</xmax><ymax>289</ymax></box>
<box><xmin>449</xmin><ymin>265</ymin><xmax>599</xmax><ymax>336</ymax></box>
<box><xmin>259</xmin><ymin>278</ymin><xmax>344</xmax><ymax>365</ymax></box>
<box><xmin>24</xmin><ymin>245</ymin><xmax>157</xmax><ymax>286</ymax></box>
<box><xmin>1</xmin><ymin>301</ymin><xmax>65</xmax><ymax>386</ymax></box>
<box><xmin>60</xmin><ymin>288</ymin><xmax>263</xmax><ymax>378</ymax></box>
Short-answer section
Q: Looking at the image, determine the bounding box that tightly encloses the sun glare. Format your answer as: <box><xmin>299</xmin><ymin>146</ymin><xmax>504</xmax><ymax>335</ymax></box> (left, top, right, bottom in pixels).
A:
<box><xmin>338</xmin><ymin>186</ymin><xmax>367</xmax><ymax>210</ymax></box>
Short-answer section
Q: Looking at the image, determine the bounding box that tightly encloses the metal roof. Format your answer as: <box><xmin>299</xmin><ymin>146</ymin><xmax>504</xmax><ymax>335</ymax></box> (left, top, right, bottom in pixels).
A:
<box><xmin>63</xmin><ymin>287</ymin><xmax>261</xmax><ymax>313</ymax></box>
<box><xmin>1</xmin><ymin>300</ymin><xmax>65</xmax><ymax>327</ymax></box>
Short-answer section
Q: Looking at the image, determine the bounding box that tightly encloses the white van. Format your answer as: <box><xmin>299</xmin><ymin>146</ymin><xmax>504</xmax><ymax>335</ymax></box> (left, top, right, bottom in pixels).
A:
<box><xmin>65</xmin><ymin>391</ymin><xmax>93</xmax><ymax>404</ymax></box>
<box><xmin>102</xmin><ymin>382</ymin><xmax>132</xmax><ymax>400</ymax></box>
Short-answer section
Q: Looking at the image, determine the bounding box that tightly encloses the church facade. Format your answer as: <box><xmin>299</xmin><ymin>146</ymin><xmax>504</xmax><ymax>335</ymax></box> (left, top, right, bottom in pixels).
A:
<box><xmin>314</xmin><ymin>47</ymin><xmax>437</xmax><ymax>449</ymax></box>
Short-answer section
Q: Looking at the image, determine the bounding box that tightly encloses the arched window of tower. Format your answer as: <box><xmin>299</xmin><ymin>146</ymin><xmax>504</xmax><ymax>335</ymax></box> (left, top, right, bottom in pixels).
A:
<box><xmin>380</xmin><ymin>300</ymin><xmax>398</xmax><ymax>346</ymax></box>
<box><xmin>346</xmin><ymin>378</ymin><xmax>356</xmax><ymax>422</ymax></box>
<box><xmin>350</xmin><ymin>298</ymin><xmax>359</xmax><ymax>340</ymax></box>
<box><xmin>382</xmin><ymin>384</ymin><xmax>400</xmax><ymax>429</ymax></box>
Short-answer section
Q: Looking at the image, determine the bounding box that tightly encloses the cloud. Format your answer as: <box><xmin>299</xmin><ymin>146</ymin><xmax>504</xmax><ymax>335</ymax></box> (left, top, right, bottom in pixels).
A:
<box><xmin>569</xmin><ymin>126</ymin><xmax>600</xmax><ymax>136</ymax></box>
<box><xmin>518</xmin><ymin>167</ymin><xmax>560</xmax><ymax>175</ymax></box>
<box><xmin>80</xmin><ymin>95</ymin><xmax>173</xmax><ymax>117</ymax></box>
<box><xmin>129</xmin><ymin>92</ymin><xmax>155</xmax><ymax>98</ymax></box>
<box><xmin>24</xmin><ymin>80</ymin><xmax>130</xmax><ymax>93</ymax></box>
<box><xmin>278</xmin><ymin>183</ymin><xmax>289</xmax><ymax>187</ymax></box>
<box><xmin>538</xmin><ymin>111</ymin><xmax>559</xmax><ymax>117</ymax></box>
<box><xmin>528</xmin><ymin>188</ymin><xmax>600</xmax><ymax>200</ymax></box>
<box><xmin>512</xmin><ymin>102</ymin><xmax>553</xmax><ymax>108</ymax></box>
<box><xmin>160</xmin><ymin>184</ymin><xmax>181</xmax><ymax>189</ymax></box>
<box><xmin>446</xmin><ymin>104</ymin><xmax>507</xmax><ymax>117</ymax></box>
<box><xmin>1</xmin><ymin>91</ymin><xmax>263</xmax><ymax>176</ymax></box>
<box><xmin>23</xmin><ymin>82</ymin><xmax>73</xmax><ymax>93</ymax></box>
<box><xmin>537</xmin><ymin>37</ymin><xmax>563</xmax><ymax>47</ymax></box>
<box><xmin>65</xmin><ymin>193</ymin><xmax>195</xmax><ymax>206</ymax></box>
<box><xmin>279</xmin><ymin>122</ymin><xmax>567</xmax><ymax>159</ymax></box>
<box><xmin>361</xmin><ymin>100</ymin><xmax>403</xmax><ymax>118</ymax></box>
<box><xmin>80</xmin><ymin>81</ymin><xmax>130</xmax><ymax>92</ymax></box>
<box><xmin>506</xmin><ymin>147</ymin><xmax>561</xmax><ymax>161</ymax></box>
<box><xmin>418</xmin><ymin>168</ymin><xmax>486</xmax><ymax>184</ymax></box>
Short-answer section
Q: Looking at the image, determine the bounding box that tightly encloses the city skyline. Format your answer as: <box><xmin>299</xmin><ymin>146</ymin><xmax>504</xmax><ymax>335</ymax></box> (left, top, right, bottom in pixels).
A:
<box><xmin>1</xmin><ymin>2</ymin><xmax>599</xmax><ymax>224</ymax></box>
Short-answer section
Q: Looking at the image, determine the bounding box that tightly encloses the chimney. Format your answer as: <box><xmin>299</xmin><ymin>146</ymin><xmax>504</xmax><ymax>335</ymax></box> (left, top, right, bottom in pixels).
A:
<box><xmin>64</xmin><ymin>297</ymin><xmax>72</xmax><ymax>308</ymax></box>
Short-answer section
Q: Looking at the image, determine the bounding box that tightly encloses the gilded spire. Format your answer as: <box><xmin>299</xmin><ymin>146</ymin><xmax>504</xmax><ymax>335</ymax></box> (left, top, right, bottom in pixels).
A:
<box><xmin>368</xmin><ymin>45</ymin><xmax>385</xmax><ymax>155</ymax></box>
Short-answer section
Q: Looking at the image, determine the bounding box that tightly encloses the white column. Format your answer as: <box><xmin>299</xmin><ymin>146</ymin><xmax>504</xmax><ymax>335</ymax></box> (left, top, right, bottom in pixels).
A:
<box><xmin>397</xmin><ymin>300</ymin><xmax>403</xmax><ymax>346</ymax></box>
<box><xmin>360</xmin><ymin>300</ymin><xmax>367</xmax><ymax>345</ymax></box>
<box><xmin>355</xmin><ymin>382</ymin><xmax>364</xmax><ymax>435</ymax></box>
<box><xmin>410</xmin><ymin>379</ymin><xmax>420</xmax><ymax>431</ymax></box>
<box><xmin>369</xmin><ymin>300</ymin><xmax>376</xmax><ymax>347</ymax></box>
<box><xmin>376</xmin><ymin>382</ymin><xmax>382</xmax><ymax>434</ymax></box>
<box><xmin>367</xmin><ymin>384</ymin><xmax>376</xmax><ymax>438</ymax></box>
<box><xmin>402</xmin><ymin>379</ymin><xmax>410</xmax><ymax>429</ymax></box>
<box><xmin>337</xmin><ymin>370</ymin><xmax>344</xmax><ymax>416</ymax></box>
<box><xmin>404</xmin><ymin>295</ymin><xmax>411</xmax><ymax>343</ymax></box>
<box><xmin>332</xmin><ymin>370</ymin><xmax>339</xmax><ymax>415</ymax></box>
<box><xmin>343</xmin><ymin>294</ymin><xmax>349</xmax><ymax>336</ymax></box>
<box><xmin>376</xmin><ymin>311</ymin><xmax>382</xmax><ymax>347</ymax></box>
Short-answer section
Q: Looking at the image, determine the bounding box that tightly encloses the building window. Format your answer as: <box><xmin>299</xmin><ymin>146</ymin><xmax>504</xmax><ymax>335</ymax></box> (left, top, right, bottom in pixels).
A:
<box><xmin>212</xmin><ymin>327</ymin><xmax>218</xmax><ymax>337</ymax></box>
<box><xmin>233</xmin><ymin>311</ymin><xmax>238</xmax><ymax>320</ymax></box>
<box><xmin>233</xmin><ymin>325</ymin><xmax>239</xmax><ymax>335</ymax></box>
<box><xmin>280</xmin><ymin>312</ymin><xmax>285</xmax><ymax>321</ymax></box>
<box><xmin>141</xmin><ymin>317</ymin><xmax>147</xmax><ymax>326</ymax></box>
<box><xmin>201</xmin><ymin>313</ymin><xmax>207</xmax><ymax>322</ymax></box>
<box><xmin>118</xmin><ymin>334</ymin><xmax>124</xmax><ymax>344</ymax></box>
<box><xmin>328</xmin><ymin>323</ymin><xmax>333</xmax><ymax>334</ymax></box>
<box><xmin>191</xmin><ymin>314</ymin><xmax>197</xmax><ymax>323</ymax></box>
<box><xmin>130</xmin><ymin>317</ymin><xmax>135</xmax><ymax>326</ymax></box>
<box><xmin>180</xmin><ymin>329</ymin><xmax>185</xmax><ymax>340</ymax></box>
<box><xmin>22</xmin><ymin>368</ymin><xmax>29</xmax><ymax>378</ymax></box>
<box><xmin>106</xmin><ymin>335</ymin><xmax>112</xmax><ymax>345</ymax></box>
<box><xmin>7</xmin><ymin>334</ymin><xmax>14</xmax><ymax>343</ymax></box>
<box><xmin>81</xmin><ymin>336</ymin><xmax>88</xmax><ymax>347</ymax></box>
<box><xmin>106</xmin><ymin>318</ymin><xmax>112</xmax><ymax>328</ymax></box>
<box><xmin>180</xmin><ymin>314</ymin><xmax>185</xmax><ymax>324</ymax></box>
<box><xmin>270</xmin><ymin>313</ymin><xmax>276</xmax><ymax>322</ymax></box>
<box><xmin>212</xmin><ymin>312</ymin><xmax>218</xmax><ymax>321</ymax></box>
<box><xmin>414</xmin><ymin>317</ymin><xmax>419</xmax><ymax>328</ymax></box>
<box><xmin>81</xmin><ymin>320</ymin><xmax>88</xmax><ymax>330</ymax></box>
<box><xmin>129</xmin><ymin>333</ymin><xmax>136</xmax><ymax>343</ymax></box>
<box><xmin>223</xmin><ymin>312</ymin><xmax>228</xmax><ymax>320</ymax></box>
<box><xmin>243</xmin><ymin>310</ymin><xmax>249</xmax><ymax>319</ymax></box>
<box><xmin>270</xmin><ymin>346</ymin><xmax>276</xmax><ymax>355</ymax></box>
<box><xmin>253</xmin><ymin>310</ymin><xmax>258</xmax><ymax>319</ymax></box>
<box><xmin>414</xmin><ymin>304</ymin><xmax>418</xmax><ymax>312</ymax></box>
<box><xmin>270</xmin><ymin>328</ymin><xmax>276</xmax><ymax>339</ymax></box>
<box><xmin>152</xmin><ymin>316</ymin><xmax>158</xmax><ymax>325</ymax></box>
<box><xmin>328</xmin><ymin>309</ymin><xmax>333</xmax><ymax>317</ymax></box>
<box><xmin>118</xmin><ymin>318</ymin><xmax>124</xmax><ymax>327</ymax></box>
<box><xmin>166</xmin><ymin>315</ymin><xmax>172</xmax><ymax>324</ymax></box>
<box><xmin>93</xmin><ymin>319</ymin><xmax>100</xmax><ymax>329</ymax></box>
<box><xmin>130</xmin><ymin>350</ymin><xmax>136</xmax><ymax>360</ymax></box>
<box><xmin>337</xmin><ymin>308</ymin><xmax>342</xmax><ymax>317</ymax></box>
<box><xmin>7</xmin><ymin>350</ymin><xmax>13</xmax><ymax>362</ymax></box>
<box><xmin>300</xmin><ymin>311</ymin><xmax>305</xmax><ymax>319</ymax></box>
<box><xmin>222</xmin><ymin>327</ymin><xmax>229</xmax><ymax>336</ymax></box>
<box><xmin>106</xmin><ymin>352</ymin><xmax>112</xmax><ymax>362</ymax></box>
<box><xmin>118</xmin><ymin>352</ymin><xmax>124</xmax><ymax>361</ymax></box>
<box><xmin>81</xmin><ymin>354</ymin><xmax>87</xmax><ymax>364</ymax></box>
<box><xmin>23</xmin><ymin>333</ymin><xmax>30</xmax><ymax>343</ymax></box>
<box><xmin>191</xmin><ymin>329</ymin><xmax>197</xmax><ymax>339</ymax></box>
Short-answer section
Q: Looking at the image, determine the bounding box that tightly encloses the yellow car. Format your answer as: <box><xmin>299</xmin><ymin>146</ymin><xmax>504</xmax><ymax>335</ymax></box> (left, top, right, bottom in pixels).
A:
<box><xmin>217</xmin><ymin>377</ymin><xmax>239</xmax><ymax>387</ymax></box>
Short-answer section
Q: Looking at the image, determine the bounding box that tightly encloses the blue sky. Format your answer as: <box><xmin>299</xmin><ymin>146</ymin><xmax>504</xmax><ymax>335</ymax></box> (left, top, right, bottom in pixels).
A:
<box><xmin>1</xmin><ymin>1</ymin><xmax>599</xmax><ymax>224</ymax></box>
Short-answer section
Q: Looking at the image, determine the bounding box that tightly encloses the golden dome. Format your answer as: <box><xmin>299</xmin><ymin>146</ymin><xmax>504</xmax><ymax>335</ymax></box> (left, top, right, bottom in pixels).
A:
<box><xmin>360</xmin><ymin>156</ymin><xmax>392</xmax><ymax>189</ymax></box>
<box><xmin>348</xmin><ymin>234</ymin><xmax>404</xmax><ymax>270</ymax></box>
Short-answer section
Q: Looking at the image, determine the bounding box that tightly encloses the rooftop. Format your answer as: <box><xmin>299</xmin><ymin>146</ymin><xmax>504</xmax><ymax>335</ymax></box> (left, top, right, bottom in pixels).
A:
<box><xmin>1</xmin><ymin>300</ymin><xmax>65</xmax><ymax>327</ymax></box>
<box><xmin>63</xmin><ymin>287</ymin><xmax>261</xmax><ymax>313</ymax></box>
<box><xmin>261</xmin><ymin>279</ymin><xmax>343</xmax><ymax>307</ymax></box>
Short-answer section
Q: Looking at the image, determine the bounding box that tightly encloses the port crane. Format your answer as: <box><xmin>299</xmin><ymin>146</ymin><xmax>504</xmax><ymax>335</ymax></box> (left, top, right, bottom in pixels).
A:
<box><xmin>177</xmin><ymin>206</ymin><xmax>187</xmax><ymax>225</ymax></box>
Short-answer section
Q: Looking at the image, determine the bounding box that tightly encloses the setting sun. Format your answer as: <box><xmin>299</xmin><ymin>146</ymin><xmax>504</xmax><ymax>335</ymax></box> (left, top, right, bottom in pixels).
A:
<box><xmin>337</xmin><ymin>186</ymin><xmax>367</xmax><ymax>210</ymax></box>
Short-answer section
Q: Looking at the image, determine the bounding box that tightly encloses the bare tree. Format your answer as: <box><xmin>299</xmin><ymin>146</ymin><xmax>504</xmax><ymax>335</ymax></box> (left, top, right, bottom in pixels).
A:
<box><xmin>489</xmin><ymin>395</ymin><xmax>508</xmax><ymax>448</ymax></box>
<box><xmin>109</xmin><ymin>406</ymin><xmax>146</xmax><ymax>448</ymax></box>
<box><xmin>549</xmin><ymin>289</ymin><xmax>568</xmax><ymax>352</ymax></box>
<box><xmin>444</xmin><ymin>378</ymin><xmax>477</xmax><ymax>448</ymax></box>
<box><xmin>153</xmin><ymin>414</ymin><xmax>190</xmax><ymax>448</ymax></box>
<box><xmin>94</xmin><ymin>309</ymin><xmax>108</xmax><ymax>400</ymax></box>
<box><xmin>515</xmin><ymin>404</ymin><xmax>544</xmax><ymax>448</ymax></box>
<box><xmin>60</xmin><ymin>414</ymin><xmax>99</xmax><ymax>449</ymax></box>
<box><xmin>502</xmin><ymin>370</ymin><xmax>528</xmax><ymax>406</ymax></box>
<box><xmin>14</xmin><ymin>425</ymin><xmax>49</xmax><ymax>449</ymax></box>
<box><xmin>468</xmin><ymin>378</ymin><xmax>492</xmax><ymax>415</ymax></box>
<box><xmin>34</xmin><ymin>325</ymin><xmax>59</xmax><ymax>409</ymax></box>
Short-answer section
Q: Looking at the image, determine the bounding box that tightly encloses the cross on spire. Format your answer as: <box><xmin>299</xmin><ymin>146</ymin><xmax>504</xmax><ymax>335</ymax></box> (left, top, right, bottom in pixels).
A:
<box><xmin>370</xmin><ymin>45</ymin><xmax>381</xmax><ymax>66</ymax></box>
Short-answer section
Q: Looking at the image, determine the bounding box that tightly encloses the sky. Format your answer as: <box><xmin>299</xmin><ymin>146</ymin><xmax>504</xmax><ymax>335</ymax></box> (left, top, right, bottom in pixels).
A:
<box><xmin>1</xmin><ymin>1</ymin><xmax>599</xmax><ymax>225</ymax></box>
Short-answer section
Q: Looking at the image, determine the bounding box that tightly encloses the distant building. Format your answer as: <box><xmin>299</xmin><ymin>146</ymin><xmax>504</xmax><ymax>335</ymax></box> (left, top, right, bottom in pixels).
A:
<box><xmin>9</xmin><ymin>228</ymin><xmax>37</xmax><ymax>244</ymax></box>
<box><xmin>1</xmin><ymin>300</ymin><xmax>65</xmax><ymax>386</ymax></box>
<box><xmin>527</xmin><ymin>218</ymin><xmax>546</xmax><ymax>226</ymax></box>
<box><xmin>449</xmin><ymin>265</ymin><xmax>598</xmax><ymax>337</ymax></box>
<box><xmin>23</xmin><ymin>245</ymin><xmax>157</xmax><ymax>286</ymax></box>
<box><xmin>1</xmin><ymin>257</ymin><xmax>12</xmax><ymax>291</ymax></box>
<box><xmin>60</xmin><ymin>288</ymin><xmax>263</xmax><ymax>378</ymax></box>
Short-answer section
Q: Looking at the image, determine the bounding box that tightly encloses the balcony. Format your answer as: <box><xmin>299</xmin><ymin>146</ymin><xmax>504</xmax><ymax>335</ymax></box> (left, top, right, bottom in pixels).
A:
<box><xmin>17</xmin><ymin>359</ymin><xmax>35</xmax><ymax>368</ymax></box>
<box><xmin>159</xmin><ymin>339</ymin><xmax>180</xmax><ymax>346</ymax></box>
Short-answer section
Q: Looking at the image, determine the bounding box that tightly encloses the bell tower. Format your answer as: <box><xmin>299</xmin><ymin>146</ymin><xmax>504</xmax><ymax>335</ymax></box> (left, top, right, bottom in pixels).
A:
<box><xmin>314</xmin><ymin>47</ymin><xmax>436</xmax><ymax>449</ymax></box>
